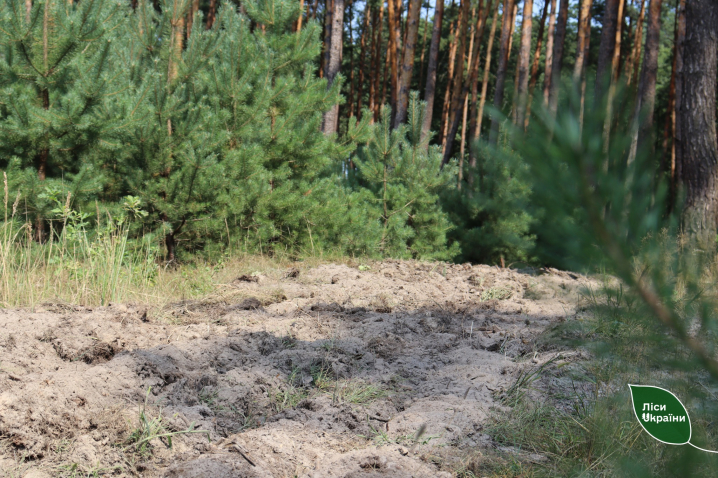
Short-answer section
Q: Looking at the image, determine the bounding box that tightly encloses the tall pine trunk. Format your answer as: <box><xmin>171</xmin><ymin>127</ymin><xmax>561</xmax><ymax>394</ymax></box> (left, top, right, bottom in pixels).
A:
<box><xmin>394</xmin><ymin>0</ymin><xmax>422</xmax><ymax>127</ymax></box>
<box><xmin>441</xmin><ymin>0</ymin><xmax>491</xmax><ymax>166</ymax></box>
<box><xmin>356</xmin><ymin>2</ymin><xmax>371</xmax><ymax>118</ymax></box>
<box><xmin>609</xmin><ymin>0</ymin><xmax>624</xmax><ymax>85</ymax></box>
<box><xmin>573</xmin><ymin>0</ymin><xmax>592</xmax><ymax>83</ymax></box>
<box><xmin>395</xmin><ymin>0</ymin><xmax>404</xmax><ymax>67</ymax></box>
<box><xmin>206</xmin><ymin>0</ymin><xmax>217</xmax><ymax>28</ymax></box>
<box><xmin>542</xmin><ymin>0</ymin><xmax>556</xmax><ymax>105</ymax></box>
<box><xmin>677</xmin><ymin>0</ymin><xmax>718</xmax><ymax>245</ymax></box>
<box><xmin>370</xmin><ymin>2</ymin><xmax>385</xmax><ymax>121</ymax></box>
<box><xmin>603</xmin><ymin>0</ymin><xmax>624</xmax><ymax>160</ymax></box>
<box><xmin>575</xmin><ymin>0</ymin><xmax>592</xmax><ymax>127</ymax></box>
<box><xmin>489</xmin><ymin>0</ymin><xmax>516</xmax><ymax>144</ymax></box>
<box><xmin>164</xmin><ymin>1</ymin><xmax>185</xmax><ymax>260</ymax></box>
<box><xmin>513</xmin><ymin>0</ymin><xmax>533</xmax><ymax>126</ymax></box>
<box><xmin>459</xmin><ymin>15</ymin><xmax>472</xmax><ymax>184</ymax></box>
<box><xmin>633</xmin><ymin>0</ymin><xmax>662</xmax><ymax>155</ymax></box>
<box><xmin>321</xmin><ymin>0</ymin><xmax>333</xmax><ymax>78</ymax></box>
<box><xmin>387</xmin><ymin>0</ymin><xmax>401</xmax><ymax>115</ymax></box>
<box><xmin>421</xmin><ymin>0</ymin><xmax>445</xmax><ymax>141</ymax></box>
<box><xmin>548</xmin><ymin>0</ymin><xmax>569</xmax><ymax>115</ymax></box>
<box><xmin>418</xmin><ymin>2</ymin><xmax>430</xmax><ymax>91</ymax></box>
<box><xmin>523</xmin><ymin>0</ymin><xmax>548</xmax><ymax>127</ymax></box>
<box><xmin>506</xmin><ymin>2</ymin><xmax>517</xmax><ymax>56</ymax></box>
<box><xmin>439</xmin><ymin>9</ymin><xmax>460</xmax><ymax>146</ymax></box>
<box><xmin>626</xmin><ymin>0</ymin><xmax>646</xmax><ymax>86</ymax></box>
<box><xmin>444</xmin><ymin>0</ymin><xmax>470</xmax><ymax>151</ymax></box>
<box><xmin>468</xmin><ymin>0</ymin><xmax>494</xmax><ymax>166</ymax></box>
<box><xmin>346</xmin><ymin>0</ymin><xmax>355</xmax><ymax>119</ymax></box>
<box><xmin>475</xmin><ymin>0</ymin><xmax>499</xmax><ymax>145</ymax></box>
<box><xmin>620</xmin><ymin>0</ymin><xmax>634</xmax><ymax>75</ymax></box>
<box><xmin>506</xmin><ymin>0</ymin><xmax>518</xmax><ymax>121</ymax></box>
<box><xmin>459</xmin><ymin>4</ymin><xmax>479</xmax><ymax>183</ymax></box>
<box><xmin>322</xmin><ymin>0</ymin><xmax>344</xmax><ymax>134</ymax></box>
<box><xmin>663</xmin><ymin>0</ymin><xmax>685</xmax><ymax>211</ymax></box>
<box><xmin>596</xmin><ymin>0</ymin><xmax>620</xmax><ymax>100</ymax></box>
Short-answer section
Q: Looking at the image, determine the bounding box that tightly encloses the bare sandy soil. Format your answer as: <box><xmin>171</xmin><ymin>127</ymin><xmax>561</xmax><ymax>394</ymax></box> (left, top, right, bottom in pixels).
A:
<box><xmin>0</xmin><ymin>260</ymin><xmax>595</xmax><ymax>477</ymax></box>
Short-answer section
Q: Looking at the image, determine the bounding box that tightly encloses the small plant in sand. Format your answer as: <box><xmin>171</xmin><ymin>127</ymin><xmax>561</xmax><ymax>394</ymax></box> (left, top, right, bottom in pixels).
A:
<box><xmin>124</xmin><ymin>388</ymin><xmax>209</xmax><ymax>458</ymax></box>
<box><xmin>480</xmin><ymin>287</ymin><xmax>512</xmax><ymax>302</ymax></box>
<box><xmin>56</xmin><ymin>462</ymin><xmax>122</xmax><ymax>478</ymax></box>
<box><xmin>363</xmin><ymin>422</ymin><xmax>438</xmax><ymax>446</ymax></box>
<box><xmin>198</xmin><ymin>388</ymin><xmax>226</xmax><ymax>414</ymax></box>
<box><xmin>496</xmin><ymin>356</ymin><xmax>560</xmax><ymax>407</ymax></box>
<box><xmin>309</xmin><ymin>364</ymin><xmax>388</xmax><ymax>404</ymax></box>
<box><xmin>270</xmin><ymin>369</ymin><xmax>309</xmax><ymax>412</ymax></box>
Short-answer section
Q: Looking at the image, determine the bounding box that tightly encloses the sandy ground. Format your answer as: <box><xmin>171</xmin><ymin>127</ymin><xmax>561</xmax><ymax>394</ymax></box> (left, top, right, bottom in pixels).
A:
<box><xmin>0</xmin><ymin>260</ymin><xmax>595</xmax><ymax>477</ymax></box>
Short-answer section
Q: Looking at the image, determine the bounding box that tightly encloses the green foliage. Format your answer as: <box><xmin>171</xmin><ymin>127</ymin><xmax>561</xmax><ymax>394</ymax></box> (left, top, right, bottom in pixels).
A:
<box><xmin>520</xmin><ymin>85</ymin><xmax>665</xmax><ymax>271</ymax></box>
<box><xmin>0</xmin><ymin>0</ymin><xmax>540</xmax><ymax>263</ymax></box>
<box><xmin>107</xmin><ymin>0</ymin><xmax>347</xmax><ymax>257</ymax></box>
<box><xmin>125</xmin><ymin>387</ymin><xmax>209</xmax><ymax>458</ymax></box>
<box><xmin>0</xmin><ymin>0</ymin><xmax>122</xmax><ymax>224</ymax></box>
<box><xmin>503</xmin><ymin>84</ymin><xmax>718</xmax><ymax>476</ymax></box>
<box><xmin>352</xmin><ymin>94</ymin><xmax>458</xmax><ymax>261</ymax></box>
<box><xmin>444</xmin><ymin>132</ymin><xmax>536</xmax><ymax>265</ymax></box>
<box><xmin>0</xmin><ymin>0</ymin><xmax>386</xmax><ymax>259</ymax></box>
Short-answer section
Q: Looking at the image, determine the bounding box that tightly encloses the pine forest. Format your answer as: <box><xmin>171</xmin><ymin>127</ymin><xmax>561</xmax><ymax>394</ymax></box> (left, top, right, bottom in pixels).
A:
<box><xmin>2</xmin><ymin>0</ymin><xmax>718</xmax><ymax>475</ymax></box>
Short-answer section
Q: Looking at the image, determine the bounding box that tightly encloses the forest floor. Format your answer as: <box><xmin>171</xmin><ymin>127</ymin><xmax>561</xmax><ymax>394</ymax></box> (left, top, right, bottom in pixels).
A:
<box><xmin>0</xmin><ymin>260</ymin><xmax>600</xmax><ymax>477</ymax></box>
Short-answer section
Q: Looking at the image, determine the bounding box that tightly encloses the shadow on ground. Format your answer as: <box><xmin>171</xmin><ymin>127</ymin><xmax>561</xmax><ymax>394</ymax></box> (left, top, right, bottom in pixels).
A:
<box><xmin>0</xmin><ymin>261</ymin><xmax>597</xmax><ymax>477</ymax></box>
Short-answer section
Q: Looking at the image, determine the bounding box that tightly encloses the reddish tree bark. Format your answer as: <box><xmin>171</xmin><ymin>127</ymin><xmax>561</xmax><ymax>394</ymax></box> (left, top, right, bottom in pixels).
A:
<box><xmin>542</xmin><ymin>0</ymin><xmax>556</xmax><ymax>105</ymax></box>
<box><xmin>633</xmin><ymin>0</ymin><xmax>662</xmax><ymax>155</ymax></box>
<box><xmin>418</xmin><ymin>2</ymin><xmax>431</xmax><ymax>90</ymax></box>
<box><xmin>475</xmin><ymin>0</ymin><xmax>500</xmax><ymax>144</ymax></box>
<box><xmin>458</xmin><ymin>6</ymin><xmax>476</xmax><ymax>188</ymax></box>
<box><xmin>206</xmin><ymin>0</ymin><xmax>217</xmax><ymax>29</ymax></box>
<box><xmin>186</xmin><ymin>0</ymin><xmax>199</xmax><ymax>36</ymax></box>
<box><xmin>489</xmin><ymin>0</ymin><xmax>516</xmax><ymax>144</ymax></box>
<box><xmin>438</xmin><ymin>7</ymin><xmax>459</xmax><ymax>145</ymax></box>
<box><xmin>662</xmin><ymin>0</ymin><xmax>685</xmax><ymax>211</ymax></box>
<box><xmin>602</xmin><ymin>0</ymin><xmax>624</xmax><ymax>156</ymax></box>
<box><xmin>356</xmin><ymin>2</ymin><xmax>371</xmax><ymax>118</ymax></box>
<box><xmin>420</xmin><ymin>0</ymin><xmax>445</xmax><ymax>141</ymax></box>
<box><xmin>295</xmin><ymin>0</ymin><xmax>306</xmax><ymax>31</ymax></box>
<box><xmin>609</xmin><ymin>0</ymin><xmax>624</xmax><ymax>84</ymax></box>
<box><xmin>507</xmin><ymin>2</ymin><xmax>517</xmax><ymax>57</ymax></box>
<box><xmin>370</xmin><ymin>1</ymin><xmax>385</xmax><ymax>121</ymax></box>
<box><xmin>573</xmin><ymin>0</ymin><xmax>592</xmax><ymax>83</ymax></box>
<box><xmin>513</xmin><ymin>0</ymin><xmax>533</xmax><ymax>126</ymax></box>
<box><xmin>168</xmin><ymin>3</ymin><xmax>184</xmax><ymax>82</ymax></box>
<box><xmin>523</xmin><ymin>0</ymin><xmax>549</xmax><ymax>126</ymax></box>
<box><xmin>387</xmin><ymin>0</ymin><xmax>401</xmax><ymax>114</ymax></box>
<box><xmin>468</xmin><ymin>0</ymin><xmax>494</xmax><ymax>159</ymax></box>
<box><xmin>596</xmin><ymin>0</ymin><xmax>620</xmax><ymax>99</ymax></box>
<box><xmin>443</xmin><ymin>0</ymin><xmax>499</xmax><ymax>165</ymax></box>
<box><xmin>443</xmin><ymin>0</ymin><xmax>470</xmax><ymax>151</ymax></box>
<box><xmin>346</xmin><ymin>0</ymin><xmax>356</xmax><ymax>119</ymax></box>
<box><xmin>626</xmin><ymin>0</ymin><xmax>646</xmax><ymax>85</ymax></box>
<box><xmin>548</xmin><ymin>0</ymin><xmax>569</xmax><ymax>115</ymax></box>
<box><xmin>394</xmin><ymin>0</ymin><xmax>423</xmax><ymax>127</ymax></box>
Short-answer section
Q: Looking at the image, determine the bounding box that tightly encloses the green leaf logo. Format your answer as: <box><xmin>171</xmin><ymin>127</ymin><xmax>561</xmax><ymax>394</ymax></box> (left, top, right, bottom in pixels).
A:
<box><xmin>628</xmin><ymin>384</ymin><xmax>691</xmax><ymax>445</ymax></box>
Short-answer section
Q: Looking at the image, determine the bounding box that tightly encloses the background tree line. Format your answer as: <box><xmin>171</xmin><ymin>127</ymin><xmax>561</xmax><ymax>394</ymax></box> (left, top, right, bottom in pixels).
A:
<box><xmin>0</xmin><ymin>0</ymin><xmax>715</xmax><ymax>266</ymax></box>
